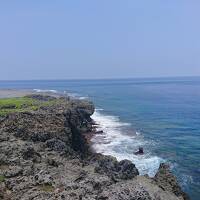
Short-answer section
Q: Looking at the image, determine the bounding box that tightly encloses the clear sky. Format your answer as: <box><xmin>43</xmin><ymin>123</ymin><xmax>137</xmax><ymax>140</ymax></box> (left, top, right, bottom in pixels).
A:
<box><xmin>0</xmin><ymin>1</ymin><xmax>200</xmax><ymax>80</ymax></box>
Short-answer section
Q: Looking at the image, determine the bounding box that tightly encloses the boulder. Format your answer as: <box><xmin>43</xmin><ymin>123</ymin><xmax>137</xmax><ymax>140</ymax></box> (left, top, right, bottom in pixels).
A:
<box><xmin>95</xmin><ymin>155</ymin><xmax>139</xmax><ymax>180</ymax></box>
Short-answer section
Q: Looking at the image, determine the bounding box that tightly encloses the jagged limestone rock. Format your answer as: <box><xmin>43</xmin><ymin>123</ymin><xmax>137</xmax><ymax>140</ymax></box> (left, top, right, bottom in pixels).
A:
<box><xmin>0</xmin><ymin>95</ymin><xmax>189</xmax><ymax>200</ymax></box>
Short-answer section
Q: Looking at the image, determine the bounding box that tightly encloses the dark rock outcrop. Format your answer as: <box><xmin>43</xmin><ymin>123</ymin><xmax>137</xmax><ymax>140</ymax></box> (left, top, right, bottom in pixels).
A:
<box><xmin>0</xmin><ymin>97</ymin><xmax>95</xmax><ymax>155</ymax></box>
<box><xmin>155</xmin><ymin>163</ymin><xmax>190</xmax><ymax>200</ymax></box>
<box><xmin>94</xmin><ymin>155</ymin><xmax>139</xmax><ymax>180</ymax></box>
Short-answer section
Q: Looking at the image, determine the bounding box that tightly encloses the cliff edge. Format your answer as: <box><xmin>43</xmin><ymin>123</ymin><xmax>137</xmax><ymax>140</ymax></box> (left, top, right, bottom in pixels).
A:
<box><xmin>0</xmin><ymin>95</ymin><xmax>189</xmax><ymax>200</ymax></box>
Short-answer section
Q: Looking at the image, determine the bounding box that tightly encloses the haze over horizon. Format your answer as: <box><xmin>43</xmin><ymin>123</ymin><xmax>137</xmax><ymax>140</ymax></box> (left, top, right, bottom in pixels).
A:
<box><xmin>0</xmin><ymin>1</ymin><xmax>200</xmax><ymax>80</ymax></box>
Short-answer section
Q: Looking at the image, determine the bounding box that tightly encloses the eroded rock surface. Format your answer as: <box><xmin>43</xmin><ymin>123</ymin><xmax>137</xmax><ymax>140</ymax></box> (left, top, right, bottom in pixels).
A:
<box><xmin>0</xmin><ymin>95</ymin><xmax>189</xmax><ymax>200</ymax></box>
<box><xmin>154</xmin><ymin>163</ymin><xmax>190</xmax><ymax>200</ymax></box>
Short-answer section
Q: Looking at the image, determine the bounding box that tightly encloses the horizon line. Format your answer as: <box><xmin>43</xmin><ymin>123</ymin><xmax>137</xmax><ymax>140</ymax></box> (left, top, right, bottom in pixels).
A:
<box><xmin>0</xmin><ymin>75</ymin><xmax>200</xmax><ymax>82</ymax></box>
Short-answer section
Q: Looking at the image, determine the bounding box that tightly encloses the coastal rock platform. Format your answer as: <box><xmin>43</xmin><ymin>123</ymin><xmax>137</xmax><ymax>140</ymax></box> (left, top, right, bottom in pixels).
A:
<box><xmin>0</xmin><ymin>93</ymin><xmax>189</xmax><ymax>200</ymax></box>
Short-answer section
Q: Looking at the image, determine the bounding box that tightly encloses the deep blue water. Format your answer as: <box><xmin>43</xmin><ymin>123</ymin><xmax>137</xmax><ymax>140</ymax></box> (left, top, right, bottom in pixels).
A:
<box><xmin>0</xmin><ymin>77</ymin><xmax>199</xmax><ymax>200</ymax></box>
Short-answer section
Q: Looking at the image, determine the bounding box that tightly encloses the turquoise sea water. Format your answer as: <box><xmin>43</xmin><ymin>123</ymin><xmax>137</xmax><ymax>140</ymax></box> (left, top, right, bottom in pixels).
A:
<box><xmin>0</xmin><ymin>77</ymin><xmax>199</xmax><ymax>200</ymax></box>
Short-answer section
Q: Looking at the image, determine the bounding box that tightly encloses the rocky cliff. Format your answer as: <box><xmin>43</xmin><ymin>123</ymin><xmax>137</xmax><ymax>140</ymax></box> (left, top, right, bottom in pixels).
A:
<box><xmin>0</xmin><ymin>95</ymin><xmax>189</xmax><ymax>200</ymax></box>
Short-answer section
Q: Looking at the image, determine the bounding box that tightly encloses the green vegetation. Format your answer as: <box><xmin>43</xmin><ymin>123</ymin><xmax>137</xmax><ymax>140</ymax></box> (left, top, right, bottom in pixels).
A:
<box><xmin>38</xmin><ymin>184</ymin><xmax>55</xmax><ymax>192</ymax></box>
<box><xmin>0</xmin><ymin>175</ymin><xmax>5</xmax><ymax>182</ymax></box>
<box><xmin>0</xmin><ymin>96</ymin><xmax>56</xmax><ymax>116</ymax></box>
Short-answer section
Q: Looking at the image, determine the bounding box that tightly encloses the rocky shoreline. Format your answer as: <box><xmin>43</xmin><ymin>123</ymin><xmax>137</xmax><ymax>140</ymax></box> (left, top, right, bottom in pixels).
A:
<box><xmin>0</xmin><ymin>93</ymin><xmax>190</xmax><ymax>200</ymax></box>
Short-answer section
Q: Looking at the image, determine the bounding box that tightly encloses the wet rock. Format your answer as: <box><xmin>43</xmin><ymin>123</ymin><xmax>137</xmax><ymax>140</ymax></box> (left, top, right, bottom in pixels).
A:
<box><xmin>95</xmin><ymin>130</ymin><xmax>103</xmax><ymax>134</ymax></box>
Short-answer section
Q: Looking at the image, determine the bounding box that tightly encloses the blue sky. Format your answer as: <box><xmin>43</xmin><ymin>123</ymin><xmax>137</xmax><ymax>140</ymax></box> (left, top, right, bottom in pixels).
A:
<box><xmin>0</xmin><ymin>1</ymin><xmax>200</xmax><ymax>80</ymax></box>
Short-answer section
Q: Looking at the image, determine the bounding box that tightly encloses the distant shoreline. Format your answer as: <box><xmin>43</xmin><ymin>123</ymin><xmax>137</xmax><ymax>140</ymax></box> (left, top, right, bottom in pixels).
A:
<box><xmin>0</xmin><ymin>89</ymin><xmax>35</xmax><ymax>98</ymax></box>
<box><xmin>0</xmin><ymin>89</ymin><xmax>63</xmax><ymax>99</ymax></box>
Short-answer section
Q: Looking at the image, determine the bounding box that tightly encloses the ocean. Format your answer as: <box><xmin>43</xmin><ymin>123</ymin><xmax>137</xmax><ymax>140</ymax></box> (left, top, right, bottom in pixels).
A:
<box><xmin>0</xmin><ymin>77</ymin><xmax>199</xmax><ymax>200</ymax></box>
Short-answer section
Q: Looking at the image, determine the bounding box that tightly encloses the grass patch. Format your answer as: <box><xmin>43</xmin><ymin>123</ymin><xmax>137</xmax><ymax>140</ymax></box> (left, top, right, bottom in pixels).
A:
<box><xmin>0</xmin><ymin>96</ymin><xmax>57</xmax><ymax>116</ymax></box>
<box><xmin>38</xmin><ymin>184</ymin><xmax>55</xmax><ymax>192</ymax></box>
<box><xmin>0</xmin><ymin>175</ymin><xmax>5</xmax><ymax>182</ymax></box>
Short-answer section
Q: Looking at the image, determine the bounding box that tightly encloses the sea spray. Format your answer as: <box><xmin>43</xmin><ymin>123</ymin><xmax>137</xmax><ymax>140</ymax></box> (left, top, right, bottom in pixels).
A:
<box><xmin>91</xmin><ymin>109</ymin><xmax>164</xmax><ymax>176</ymax></box>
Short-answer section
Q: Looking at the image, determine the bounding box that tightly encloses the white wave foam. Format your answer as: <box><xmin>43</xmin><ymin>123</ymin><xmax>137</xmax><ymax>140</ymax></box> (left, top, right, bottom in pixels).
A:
<box><xmin>79</xmin><ymin>96</ymin><xmax>88</xmax><ymax>100</ymax></box>
<box><xmin>96</xmin><ymin>108</ymin><xmax>104</xmax><ymax>111</ymax></box>
<box><xmin>91</xmin><ymin>110</ymin><xmax>164</xmax><ymax>177</ymax></box>
<box><xmin>136</xmin><ymin>131</ymin><xmax>141</xmax><ymax>135</ymax></box>
<box><xmin>66</xmin><ymin>92</ymin><xmax>88</xmax><ymax>100</ymax></box>
<box><xmin>33</xmin><ymin>89</ymin><xmax>58</xmax><ymax>93</ymax></box>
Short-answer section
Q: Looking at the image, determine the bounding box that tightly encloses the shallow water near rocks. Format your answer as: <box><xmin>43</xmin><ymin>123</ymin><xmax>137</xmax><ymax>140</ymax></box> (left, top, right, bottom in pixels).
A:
<box><xmin>0</xmin><ymin>77</ymin><xmax>200</xmax><ymax>200</ymax></box>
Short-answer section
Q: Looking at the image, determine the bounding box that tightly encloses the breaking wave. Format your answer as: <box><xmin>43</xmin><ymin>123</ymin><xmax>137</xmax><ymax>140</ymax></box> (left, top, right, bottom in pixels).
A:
<box><xmin>33</xmin><ymin>89</ymin><xmax>58</xmax><ymax>93</ymax></box>
<box><xmin>91</xmin><ymin>110</ymin><xmax>164</xmax><ymax>177</ymax></box>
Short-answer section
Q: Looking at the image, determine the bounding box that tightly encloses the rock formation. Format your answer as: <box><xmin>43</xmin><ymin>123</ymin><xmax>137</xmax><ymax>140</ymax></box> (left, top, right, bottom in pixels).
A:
<box><xmin>0</xmin><ymin>95</ymin><xmax>189</xmax><ymax>200</ymax></box>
